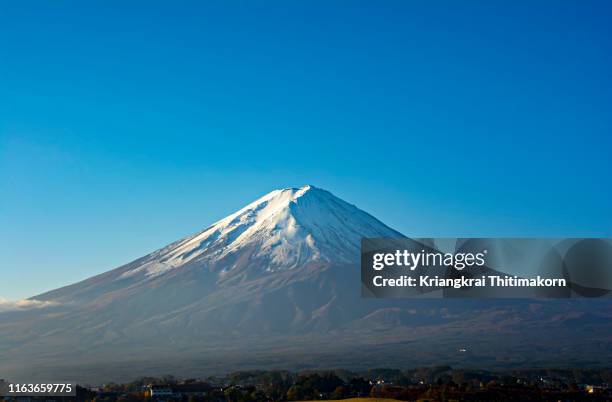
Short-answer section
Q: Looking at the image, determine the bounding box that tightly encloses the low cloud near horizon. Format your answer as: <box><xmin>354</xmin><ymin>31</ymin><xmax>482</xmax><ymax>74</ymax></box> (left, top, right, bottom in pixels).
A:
<box><xmin>0</xmin><ymin>297</ymin><xmax>57</xmax><ymax>312</ymax></box>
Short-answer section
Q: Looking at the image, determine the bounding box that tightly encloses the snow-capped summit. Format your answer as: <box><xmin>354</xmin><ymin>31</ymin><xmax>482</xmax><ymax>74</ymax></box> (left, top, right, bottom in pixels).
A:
<box><xmin>121</xmin><ymin>185</ymin><xmax>402</xmax><ymax>278</ymax></box>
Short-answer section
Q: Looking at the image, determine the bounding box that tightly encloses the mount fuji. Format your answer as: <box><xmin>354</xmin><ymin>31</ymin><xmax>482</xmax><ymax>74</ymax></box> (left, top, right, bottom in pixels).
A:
<box><xmin>43</xmin><ymin>184</ymin><xmax>401</xmax><ymax>294</ymax></box>
<box><xmin>32</xmin><ymin>185</ymin><xmax>403</xmax><ymax>327</ymax></box>
<box><xmin>1</xmin><ymin>185</ymin><xmax>611</xmax><ymax>382</ymax></box>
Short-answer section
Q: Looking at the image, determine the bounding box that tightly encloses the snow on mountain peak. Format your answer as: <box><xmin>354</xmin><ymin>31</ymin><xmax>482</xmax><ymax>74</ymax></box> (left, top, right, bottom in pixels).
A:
<box><xmin>120</xmin><ymin>185</ymin><xmax>402</xmax><ymax>278</ymax></box>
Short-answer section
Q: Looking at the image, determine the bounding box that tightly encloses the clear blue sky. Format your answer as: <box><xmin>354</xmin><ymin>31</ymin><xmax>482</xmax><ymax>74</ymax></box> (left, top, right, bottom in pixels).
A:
<box><xmin>1</xmin><ymin>1</ymin><xmax>611</xmax><ymax>300</ymax></box>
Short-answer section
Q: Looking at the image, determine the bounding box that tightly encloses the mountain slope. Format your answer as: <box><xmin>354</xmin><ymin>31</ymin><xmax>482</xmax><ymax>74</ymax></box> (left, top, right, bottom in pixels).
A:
<box><xmin>36</xmin><ymin>185</ymin><xmax>402</xmax><ymax>304</ymax></box>
<box><xmin>5</xmin><ymin>185</ymin><xmax>411</xmax><ymax>345</ymax></box>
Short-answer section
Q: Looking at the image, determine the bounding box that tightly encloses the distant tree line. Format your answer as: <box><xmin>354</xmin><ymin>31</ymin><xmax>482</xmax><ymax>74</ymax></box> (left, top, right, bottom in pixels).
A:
<box><xmin>13</xmin><ymin>366</ymin><xmax>610</xmax><ymax>402</ymax></box>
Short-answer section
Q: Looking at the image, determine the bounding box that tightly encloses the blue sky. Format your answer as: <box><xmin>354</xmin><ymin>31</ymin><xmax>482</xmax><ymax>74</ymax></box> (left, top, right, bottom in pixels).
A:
<box><xmin>1</xmin><ymin>1</ymin><xmax>611</xmax><ymax>300</ymax></box>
